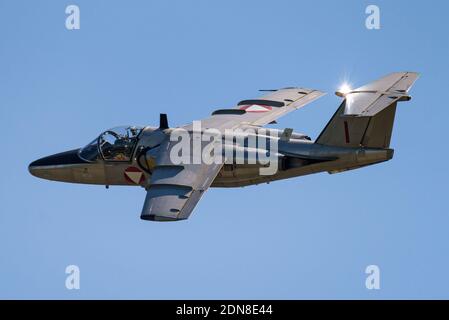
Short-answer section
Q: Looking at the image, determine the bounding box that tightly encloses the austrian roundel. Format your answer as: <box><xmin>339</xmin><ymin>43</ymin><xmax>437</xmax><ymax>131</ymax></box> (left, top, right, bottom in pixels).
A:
<box><xmin>124</xmin><ymin>166</ymin><xmax>145</xmax><ymax>184</ymax></box>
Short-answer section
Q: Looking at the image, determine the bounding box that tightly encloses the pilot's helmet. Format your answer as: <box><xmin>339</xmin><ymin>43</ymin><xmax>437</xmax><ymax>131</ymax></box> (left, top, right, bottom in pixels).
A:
<box><xmin>129</xmin><ymin>126</ymin><xmax>139</xmax><ymax>136</ymax></box>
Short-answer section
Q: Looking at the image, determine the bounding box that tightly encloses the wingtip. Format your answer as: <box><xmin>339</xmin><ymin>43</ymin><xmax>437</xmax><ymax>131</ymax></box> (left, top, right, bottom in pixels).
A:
<box><xmin>141</xmin><ymin>214</ymin><xmax>187</xmax><ymax>222</ymax></box>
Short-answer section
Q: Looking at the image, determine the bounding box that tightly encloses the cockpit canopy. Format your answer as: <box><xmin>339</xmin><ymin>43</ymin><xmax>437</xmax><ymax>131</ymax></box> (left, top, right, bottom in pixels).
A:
<box><xmin>79</xmin><ymin>126</ymin><xmax>143</xmax><ymax>162</ymax></box>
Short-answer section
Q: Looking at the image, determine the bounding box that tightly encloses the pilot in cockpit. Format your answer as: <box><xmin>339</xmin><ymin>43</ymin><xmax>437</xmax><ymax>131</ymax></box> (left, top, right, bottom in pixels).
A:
<box><xmin>97</xmin><ymin>126</ymin><xmax>143</xmax><ymax>161</ymax></box>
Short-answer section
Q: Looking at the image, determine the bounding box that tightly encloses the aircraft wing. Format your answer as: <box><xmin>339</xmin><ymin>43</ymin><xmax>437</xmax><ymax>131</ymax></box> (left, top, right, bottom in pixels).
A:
<box><xmin>140</xmin><ymin>138</ymin><xmax>223</xmax><ymax>221</ymax></box>
<box><xmin>141</xmin><ymin>88</ymin><xmax>324</xmax><ymax>221</ymax></box>
<box><xmin>187</xmin><ymin>88</ymin><xmax>325</xmax><ymax>131</ymax></box>
<box><xmin>341</xmin><ymin>72</ymin><xmax>419</xmax><ymax>116</ymax></box>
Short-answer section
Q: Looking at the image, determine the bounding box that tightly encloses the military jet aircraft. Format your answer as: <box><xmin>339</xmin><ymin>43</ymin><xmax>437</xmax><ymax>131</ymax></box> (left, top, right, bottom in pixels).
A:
<box><xmin>29</xmin><ymin>72</ymin><xmax>418</xmax><ymax>221</ymax></box>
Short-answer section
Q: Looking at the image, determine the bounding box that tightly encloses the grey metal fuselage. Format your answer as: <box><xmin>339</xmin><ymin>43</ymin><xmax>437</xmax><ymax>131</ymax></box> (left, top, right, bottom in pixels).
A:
<box><xmin>28</xmin><ymin>125</ymin><xmax>393</xmax><ymax>188</ymax></box>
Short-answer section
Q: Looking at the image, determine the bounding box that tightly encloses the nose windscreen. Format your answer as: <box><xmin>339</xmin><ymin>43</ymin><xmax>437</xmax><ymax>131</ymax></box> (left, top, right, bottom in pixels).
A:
<box><xmin>79</xmin><ymin>138</ymin><xmax>99</xmax><ymax>162</ymax></box>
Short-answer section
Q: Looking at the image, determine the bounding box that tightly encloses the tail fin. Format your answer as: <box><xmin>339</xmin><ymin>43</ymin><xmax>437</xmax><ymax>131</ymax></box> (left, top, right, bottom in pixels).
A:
<box><xmin>316</xmin><ymin>72</ymin><xmax>419</xmax><ymax>148</ymax></box>
<box><xmin>315</xmin><ymin>100</ymin><xmax>398</xmax><ymax>148</ymax></box>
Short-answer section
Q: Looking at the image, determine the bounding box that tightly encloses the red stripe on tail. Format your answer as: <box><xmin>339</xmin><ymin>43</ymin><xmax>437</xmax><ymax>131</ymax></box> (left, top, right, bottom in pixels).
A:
<box><xmin>344</xmin><ymin>121</ymin><xmax>350</xmax><ymax>143</ymax></box>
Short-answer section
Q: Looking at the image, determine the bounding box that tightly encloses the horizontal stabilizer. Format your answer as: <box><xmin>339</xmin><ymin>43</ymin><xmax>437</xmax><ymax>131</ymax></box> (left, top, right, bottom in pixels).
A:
<box><xmin>338</xmin><ymin>72</ymin><xmax>419</xmax><ymax>117</ymax></box>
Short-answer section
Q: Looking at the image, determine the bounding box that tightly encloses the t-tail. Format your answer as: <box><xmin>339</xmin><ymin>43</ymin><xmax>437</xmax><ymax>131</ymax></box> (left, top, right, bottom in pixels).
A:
<box><xmin>315</xmin><ymin>72</ymin><xmax>419</xmax><ymax>149</ymax></box>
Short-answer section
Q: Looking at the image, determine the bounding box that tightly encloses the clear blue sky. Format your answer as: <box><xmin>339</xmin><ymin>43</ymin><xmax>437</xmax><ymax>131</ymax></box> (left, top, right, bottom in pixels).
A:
<box><xmin>1</xmin><ymin>0</ymin><xmax>448</xmax><ymax>299</ymax></box>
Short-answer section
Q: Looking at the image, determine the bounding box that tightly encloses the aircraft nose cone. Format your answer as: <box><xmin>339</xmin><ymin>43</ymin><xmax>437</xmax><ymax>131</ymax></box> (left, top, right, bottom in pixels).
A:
<box><xmin>28</xmin><ymin>149</ymin><xmax>86</xmax><ymax>179</ymax></box>
<box><xmin>28</xmin><ymin>163</ymin><xmax>38</xmax><ymax>177</ymax></box>
<box><xmin>28</xmin><ymin>160</ymin><xmax>50</xmax><ymax>179</ymax></box>
<box><xmin>29</xmin><ymin>149</ymin><xmax>82</xmax><ymax>167</ymax></box>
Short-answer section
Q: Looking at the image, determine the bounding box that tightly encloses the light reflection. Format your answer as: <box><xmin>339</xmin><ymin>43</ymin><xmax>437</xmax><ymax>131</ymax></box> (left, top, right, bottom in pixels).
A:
<box><xmin>338</xmin><ymin>83</ymin><xmax>352</xmax><ymax>95</ymax></box>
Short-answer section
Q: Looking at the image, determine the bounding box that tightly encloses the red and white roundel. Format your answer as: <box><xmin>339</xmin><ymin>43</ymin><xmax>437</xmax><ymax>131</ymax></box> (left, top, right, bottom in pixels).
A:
<box><xmin>239</xmin><ymin>104</ymin><xmax>272</xmax><ymax>113</ymax></box>
<box><xmin>124</xmin><ymin>166</ymin><xmax>145</xmax><ymax>184</ymax></box>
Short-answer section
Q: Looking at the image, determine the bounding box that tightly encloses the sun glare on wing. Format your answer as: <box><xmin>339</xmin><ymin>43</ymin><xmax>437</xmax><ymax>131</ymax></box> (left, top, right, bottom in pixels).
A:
<box><xmin>338</xmin><ymin>83</ymin><xmax>352</xmax><ymax>95</ymax></box>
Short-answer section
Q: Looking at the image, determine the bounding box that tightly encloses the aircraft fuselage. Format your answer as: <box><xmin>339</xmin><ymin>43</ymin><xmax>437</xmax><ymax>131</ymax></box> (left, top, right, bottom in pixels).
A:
<box><xmin>29</xmin><ymin>126</ymin><xmax>393</xmax><ymax>188</ymax></box>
